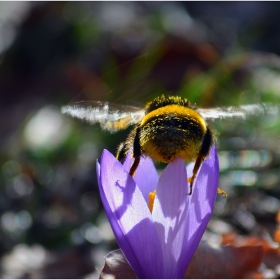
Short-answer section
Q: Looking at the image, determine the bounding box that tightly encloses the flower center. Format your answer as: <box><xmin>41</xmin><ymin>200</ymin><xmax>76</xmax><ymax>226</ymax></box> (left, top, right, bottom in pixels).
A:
<box><xmin>148</xmin><ymin>190</ymin><xmax>156</xmax><ymax>212</ymax></box>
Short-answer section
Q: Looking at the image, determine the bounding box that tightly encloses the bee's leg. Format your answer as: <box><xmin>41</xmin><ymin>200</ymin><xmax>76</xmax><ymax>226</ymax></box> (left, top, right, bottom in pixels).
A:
<box><xmin>188</xmin><ymin>126</ymin><xmax>213</xmax><ymax>195</ymax></box>
<box><xmin>116</xmin><ymin>142</ymin><xmax>127</xmax><ymax>163</ymax></box>
<box><xmin>129</xmin><ymin>126</ymin><xmax>141</xmax><ymax>177</ymax></box>
<box><xmin>116</xmin><ymin>128</ymin><xmax>136</xmax><ymax>163</ymax></box>
<box><xmin>188</xmin><ymin>154</ymin><xmax>205</xmax><ymax>195</ymax></box>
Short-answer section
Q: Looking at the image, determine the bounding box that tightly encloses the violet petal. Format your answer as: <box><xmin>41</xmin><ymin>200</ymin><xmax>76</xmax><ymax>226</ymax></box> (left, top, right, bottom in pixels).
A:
<box><xmin>183</xmin><ymin>145</ymin><xmax>219</xmax><ymax>267</ymax></box>
<box><xmin>98</xmin><ymin>150</ymin><xmax>164</xmax><ymax>278</ymax></box>
<box><xmin>152</xmin><ymin>157</ymin><xmax>190</xmax><ymax>278</ymax></box>
<box><xmin>123</xmin><ymin>153</ymin><xmax>158</xmax><ymax>203</ymax></box>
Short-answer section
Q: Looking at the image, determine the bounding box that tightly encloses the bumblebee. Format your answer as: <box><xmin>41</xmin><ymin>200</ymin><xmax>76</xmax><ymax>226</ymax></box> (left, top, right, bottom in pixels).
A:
<box><xmin>62</xmin><ymin>95</ymin><xmax>276</xmax><ymax>194</ymax></box>
<box><xmin>115</xmin><ymin>96</ymin><xmax>213</xmax><ymax>194</ymax></box>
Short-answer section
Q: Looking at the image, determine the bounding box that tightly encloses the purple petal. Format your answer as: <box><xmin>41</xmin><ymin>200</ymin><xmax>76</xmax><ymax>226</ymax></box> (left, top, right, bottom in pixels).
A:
<box><xmin>183</xmin><ymin>145</ymin><xmax>219</xmax><ymax>267</ymax></box>
<box><xmin>122</xmin><ymin>150</ymin><xmax>134</xmax><ymax>172</ymax></box>
<box><xmin>98</xmin><ymin>150</ymin><xmax>164</xmax><ymax>278</ymax></box>
<box><xmin>152</xmin><ymin>157</ymin><xmax>189</xmax><ymax>278</ymax></box>
<box><xmin>97</xmin><ymin>146</ymin><xmax>219</xmax><ymax>279</ymax></box>
<box><xmin>123</xmin><ymin>152</ymin><xmax>158</xmax><ymax>203</ymax></box>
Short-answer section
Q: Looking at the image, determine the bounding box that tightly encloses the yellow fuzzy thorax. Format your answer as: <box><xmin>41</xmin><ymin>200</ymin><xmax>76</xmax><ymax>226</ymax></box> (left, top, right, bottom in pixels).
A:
<box><xmin>141</xmin><ymin>104</ymin><xmax>206</xmax><ymax>129</ymax></box>
<box><xmin>139</xmin><ymin>104</ymin><xmax>207</xmax><ymax>163</ymax></box>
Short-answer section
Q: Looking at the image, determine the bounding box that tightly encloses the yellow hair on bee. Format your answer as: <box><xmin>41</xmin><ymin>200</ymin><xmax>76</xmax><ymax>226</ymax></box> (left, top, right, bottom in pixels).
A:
<box><xmin>140</xmin><ymin>104</ymin><xmax>207</xmax><ymax>130</ymax></box>
<box><xmin>138</xmin><ymin>104</ymin><xmax>208</xmax><ymax>163</ymax></box>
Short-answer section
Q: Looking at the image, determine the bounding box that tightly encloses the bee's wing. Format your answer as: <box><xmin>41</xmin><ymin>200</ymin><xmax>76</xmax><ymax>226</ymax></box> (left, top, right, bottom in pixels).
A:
<box><xmin>61</xmin><ymin>101</ymin><xmax>145</xmax><ymax>132</ymax></box>
<box><xmin>197</xmin><ymin>103</ymin><xmax>279</xmax><ymax>120</ymax></box>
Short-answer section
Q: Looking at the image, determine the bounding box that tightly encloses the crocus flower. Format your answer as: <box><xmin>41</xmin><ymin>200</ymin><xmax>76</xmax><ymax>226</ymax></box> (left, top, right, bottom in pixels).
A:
<box><xmin>96</xmin><ymin>145</ymin><xmax>219</xmax><ymax>279</ymax></box>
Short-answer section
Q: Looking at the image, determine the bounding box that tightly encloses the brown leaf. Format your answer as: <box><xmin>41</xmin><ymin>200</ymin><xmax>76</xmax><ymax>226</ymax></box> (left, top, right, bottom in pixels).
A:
<box><xmin>273</xmin><ymin>227</ymin><xmax>280</xmax><ymax>243</ymax></box>
<box><xmin>184</xmin><ymin>240</ymin><xmax>263</xmax><ymax>279</ymax></box>
<box><xmin>100</xmin><ymin>249</ymin><xmax>136</xmax><ymax>279</ymax></box>
<box><xmin>274</xmin><ymin>208</ymin><xmax>280</xmax><ymax>243</ymax></box>
<box><xmin>222</xmin><ymin>232</ymin><xmax>280</xmax><ymax>270</ymax></box>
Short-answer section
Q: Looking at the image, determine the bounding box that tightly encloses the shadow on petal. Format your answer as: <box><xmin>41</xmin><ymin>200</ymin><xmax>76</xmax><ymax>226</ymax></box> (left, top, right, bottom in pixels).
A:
<box><xmin>98</xmin><ymin>150</ymin><xmax>164</xmax><ymax>278</ymax></box>
<box><xmin>152</xmin><ymin>157</ymin><xmax>190</xmax><ymax>278</ymax></box>
<box><xmin>182</xmin><ymin>145</ymin><xmax>219</xmax><ymax>270</ymax></box>
<box><xmin>123</xmin><ymin>152</ymin><xmax>158</xmax><ymax>203</ymax></box>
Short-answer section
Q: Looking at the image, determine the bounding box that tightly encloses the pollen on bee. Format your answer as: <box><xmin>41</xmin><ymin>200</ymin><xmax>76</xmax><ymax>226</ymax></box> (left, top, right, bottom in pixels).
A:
<box><xmin>148</xmin><ymin>190</ymin><xmax>157</xmax><ymax>213</ymax></box>
<box><xmin>218</xmin><ymin>188</ymin><xmax>227</xmax><ymax>197</ymax></box>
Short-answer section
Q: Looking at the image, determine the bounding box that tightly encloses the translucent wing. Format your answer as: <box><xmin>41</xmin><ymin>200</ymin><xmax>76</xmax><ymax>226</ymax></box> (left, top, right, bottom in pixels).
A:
<box><xmin>61</xmin><ymin>101</ymin><xmax>145</xmax><ymax>132</ymax></box>
<box><xmin>197</xmin><ymin>102</ymin><xmax>279</xmax><ymax>120</ymax></box>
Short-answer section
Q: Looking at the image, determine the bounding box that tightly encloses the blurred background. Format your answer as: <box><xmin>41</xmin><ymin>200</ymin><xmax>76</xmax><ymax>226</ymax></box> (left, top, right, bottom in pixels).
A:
<box><xmin>1</xmin><ymin>1</ymin><xmax>280</xmax><ymax>278</ymax></box>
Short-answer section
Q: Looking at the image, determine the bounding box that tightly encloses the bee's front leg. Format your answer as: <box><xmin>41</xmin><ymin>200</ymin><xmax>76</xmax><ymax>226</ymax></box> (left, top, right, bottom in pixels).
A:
<box><xmin>129</xmin><ymin>126</ymin><xmax>141</xmax><ymax>177</ymax></box>
<box><xmin>188</xmin><ymin>127</ymin><xmax>213</xmax><ymax>195</ymax></box>
<box><xmin>116</xmin><ymin>142</ymin><xmax>128</xmax><ymax>163</ymax></box>
<box><xmin>116</xmin><ymin>126</ymin><xmax>142</xmax><ymax>177</ymax></box>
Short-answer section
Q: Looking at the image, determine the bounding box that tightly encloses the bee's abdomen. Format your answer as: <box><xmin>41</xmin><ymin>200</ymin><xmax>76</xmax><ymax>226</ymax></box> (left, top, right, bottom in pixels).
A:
<box><xmin>139</xmin><ymin>105</ymin><xmax>207</xmax><ymax>163</ymax></box>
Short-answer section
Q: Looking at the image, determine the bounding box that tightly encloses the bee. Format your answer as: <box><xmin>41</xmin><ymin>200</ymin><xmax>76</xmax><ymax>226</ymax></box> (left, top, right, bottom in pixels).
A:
<box><xmin>62</xmin><ymin>95</ymin><xmax>277</xmax><ymax>195</ymax></box>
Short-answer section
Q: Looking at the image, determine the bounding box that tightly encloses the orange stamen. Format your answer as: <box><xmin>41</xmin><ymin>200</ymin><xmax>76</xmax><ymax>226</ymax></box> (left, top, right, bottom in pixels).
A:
<box><xmin>148</xmin><ymin>190</ymin><xmax>157</xmax><ymax>213</ymax></box>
